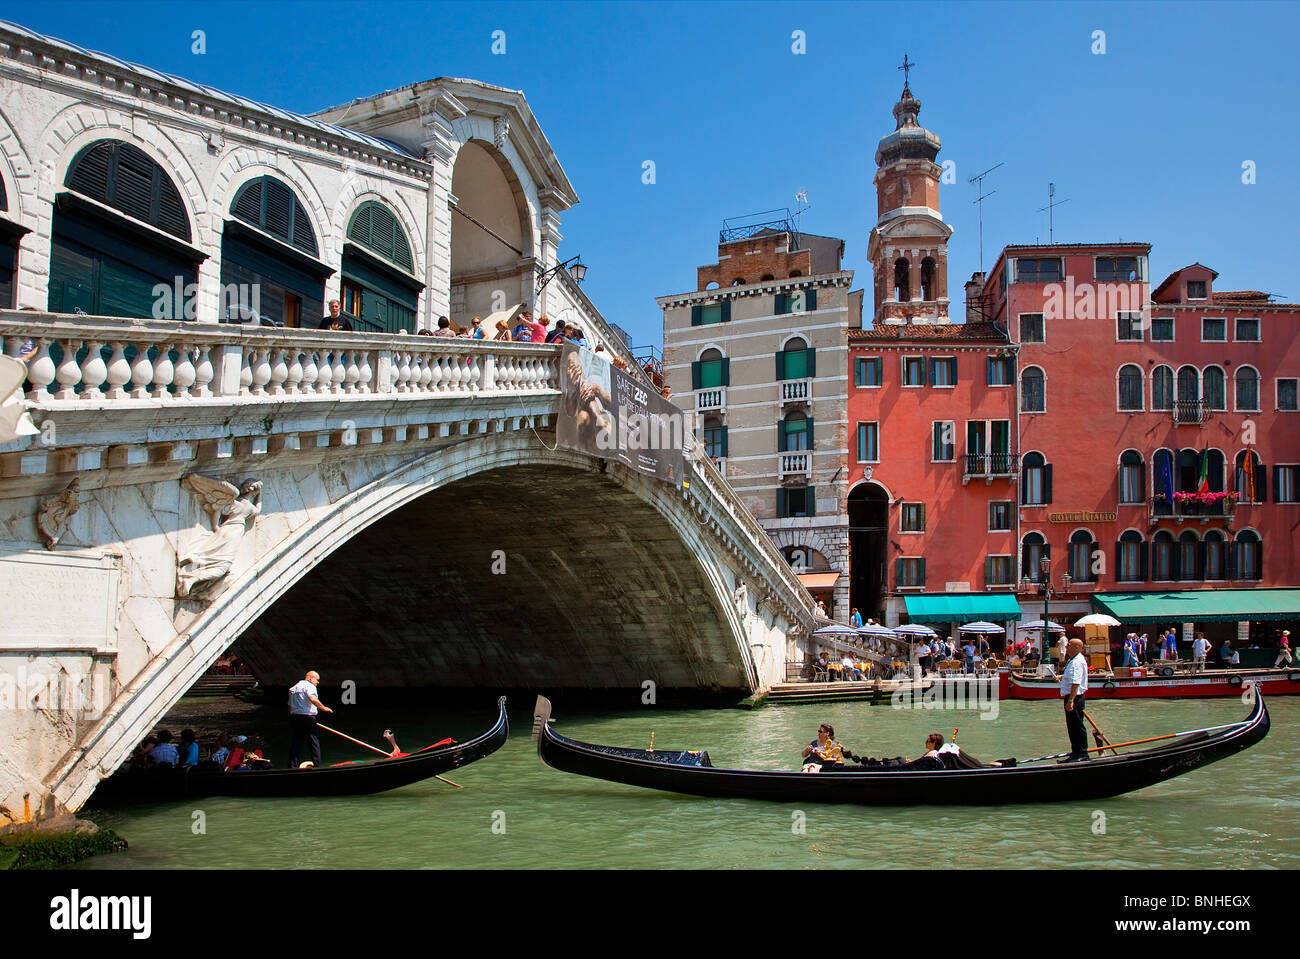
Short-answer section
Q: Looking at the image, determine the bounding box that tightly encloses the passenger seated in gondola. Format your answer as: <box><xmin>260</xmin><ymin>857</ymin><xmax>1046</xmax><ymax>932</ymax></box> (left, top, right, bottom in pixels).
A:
<box><xmin>129</xmin><ymin>737</ymin><xmax>158</xmax><ymax>769</ymax></box>
<box><xmin>148</xmin><ymin>730</ymin><xmax>180</xmax><ymax>768</ymax></box>
<box><xmin>223</xmin><ymin>735</ymin><xmax>247</xmax><ymax>771</ymax></box>
<box><xmin>801</xmin><ymin>723</ymin><xmax>845</xmax><ymax>772</ymax></box>
<box><xmin>233</xmin><ymin>737</ymin><xmax>273</xmax><ymax>770</ymax></box>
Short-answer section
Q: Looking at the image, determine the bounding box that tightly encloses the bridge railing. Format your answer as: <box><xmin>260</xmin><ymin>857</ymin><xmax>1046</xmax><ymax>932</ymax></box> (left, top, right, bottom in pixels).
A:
<box><xmin>0</xmin><ymin>312</ymin><xmax>560</xmax><ymax>405</ymax></box>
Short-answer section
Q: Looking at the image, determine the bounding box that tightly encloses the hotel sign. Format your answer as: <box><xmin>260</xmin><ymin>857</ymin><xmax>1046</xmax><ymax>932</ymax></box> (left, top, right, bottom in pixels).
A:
<box><xmin>1047</xmin><ymin>511</ymin><xmax>1117</xmax><ymax>523</ymax></box>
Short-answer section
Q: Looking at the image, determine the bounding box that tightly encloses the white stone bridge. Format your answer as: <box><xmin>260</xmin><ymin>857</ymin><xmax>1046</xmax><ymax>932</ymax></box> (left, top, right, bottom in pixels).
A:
<box><xmin>0</xmin><ymin>311</ymin><xmax>820</xmax><ymax>824</ymax></box>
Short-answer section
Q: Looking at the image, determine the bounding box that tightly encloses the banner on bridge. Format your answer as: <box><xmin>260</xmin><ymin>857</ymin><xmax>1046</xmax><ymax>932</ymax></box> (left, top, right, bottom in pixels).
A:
<box><xmin>555</xmin><ymin>343</ymin><xmax>686</xmax><ymax>484</ymax></box>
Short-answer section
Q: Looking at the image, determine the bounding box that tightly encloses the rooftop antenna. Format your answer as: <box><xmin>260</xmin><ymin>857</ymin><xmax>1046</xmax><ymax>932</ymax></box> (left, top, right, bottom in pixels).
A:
<box><xmin>968</xmin><ymin>161</ymin><xmax>1004</xmax><ymax>273</ymax></box>
<box><xmin>1037</xmin><ymin>182</ymin><xmax>1070</xmax><ymax>245</ymax></box>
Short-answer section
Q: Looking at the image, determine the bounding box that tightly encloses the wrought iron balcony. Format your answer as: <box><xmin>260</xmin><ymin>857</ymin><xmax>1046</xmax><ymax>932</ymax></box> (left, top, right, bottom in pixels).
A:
<box><xmin>779</xmin><ymin>378</ymin><xmax>811</xmax><ymax>406</ymax></box>
<box><xmin>1172</xmin><ymin>399</ymin><xmax>1210</xmax><ymax>425</ymax></box>
<box><xmin>962</xmin><ymin>452</ymin><xmax>1016</xmax><ymax>485</ymax></box>
<box><xmin>1151</xmin><ymin>493</ymin><xmax>1237</xmax><ymax>521</ymax></box>
<box><xmin>779</xmin><ymin>451</ymin><xmax>811</xmax><ymax>480</ymax></box>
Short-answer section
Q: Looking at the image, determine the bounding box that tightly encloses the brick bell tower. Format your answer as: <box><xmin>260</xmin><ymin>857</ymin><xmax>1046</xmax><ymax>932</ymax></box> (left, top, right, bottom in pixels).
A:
<box><xmin>867</xmin><ymin>63</ymin><xmax>953</xmax><ymax>324</ymax></box>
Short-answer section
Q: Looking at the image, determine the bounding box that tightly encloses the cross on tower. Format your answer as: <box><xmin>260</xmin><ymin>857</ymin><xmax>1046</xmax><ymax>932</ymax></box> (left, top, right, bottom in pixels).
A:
<box><xmin>898</xmin><ymin>53</ymin><xmax>915</xmax><ymax>86</ymax></box>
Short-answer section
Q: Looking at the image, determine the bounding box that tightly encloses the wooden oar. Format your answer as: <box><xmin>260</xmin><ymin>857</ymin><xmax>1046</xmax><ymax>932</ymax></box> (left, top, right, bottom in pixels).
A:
<box><xmin>317</xmin><ymin>722</ymin><xmax>462</xmax><ymax>788</ymax></box>
<box><xmin>1018</xmin><ymin>719</ymin><xmax>1247</xmax><ymax>766</ymax></box>
<box><xmin>1081</xmin><ymin>709</ymin><xmax>1119</xmax><ymax>756</ymax></box>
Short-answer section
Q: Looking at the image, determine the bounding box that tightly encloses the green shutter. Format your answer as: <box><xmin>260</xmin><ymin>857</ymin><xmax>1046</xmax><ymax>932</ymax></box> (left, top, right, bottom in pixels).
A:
<box><xmin>1043</xmin><ymin>464</ymin><xmax>1053</xmax><ymax>503</ymax></box>
<box><xmin>919</xmin><ymin>558</ymin><xmax>926</xmax><ymax>587</ymax></box>
<box><xmin>776</xmin><ymin>421</ymin><xmax>785</xmax><ymax>452</ymax></box>
<box><xmin>806</xmin><ymin>485</ymin><xmax>816</xmax><ymax>517</ymax></box>
<box><xmin>774</xmin><ymin>292</ymin><xmax>786</xmax><ymax>315</ymax></box>
<box><xmin>691</xmin><ymin>305</ymin><xmax>702</xmax><ymax>326</ymax></box>
<box><xmin>777</xmin><ymin>489</ymin><xmax>787</xmax><ymax>517</ymax></box>
<box><xmin>720</xmin><ymin>426</ymin><xmax>729</xmax><ymax>459</ymax></box>
<box><xmin>919</xmin><ymin>503</ymin><xmax>927</xmax><ymax>531</ymax></box>
<box><xmin>806</xmin><ymin>288</ymin><xmax>817</xmax><ymax>311</ymax></box>
<box><xmin>691</xmin><ymin>361</ymin><xmax>701</xmax><ymax>390</ymax></box>
<box><xmin>805</xmin><ymin>415</ymin><xmax>815</xmax><ymax>447</ymax></box>
<box><xmin>985</xmin><ymin>556</ymin><xmax>995</xmax><ymax>587</ymax></box>
<box><xmin>721</xmin><ymin>299</ymin><xmax>731</xmax><ymax>322</ymax></box>
<box><xmin>895</xmin><ymin>557</ymin><xmax>904</xmax><ymax>586</ymax></box>
<box><xmin>776</xmin><ymin>350</ymin><xmax>785</xmax><ymax>380</ymax></box>
<box><xmin>806</xmin><ymin>348</ymin><xmax>817</xmax><ymax>378</ymax></box>
<box><xmin>720</xmin><ymin>357</ymin><xmax>730</xmax><ymax>386</ymax></box>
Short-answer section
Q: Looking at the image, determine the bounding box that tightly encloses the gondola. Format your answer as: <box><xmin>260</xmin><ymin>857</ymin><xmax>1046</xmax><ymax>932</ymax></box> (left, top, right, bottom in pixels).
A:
<box><xmin>95</xmin><ymin>697</ymin><xmax>508</xmax><ymax>800</ymax></box>
<box><xmin>532</xmin><ymin>692</ymin><xmax>1268</xmax><ymax>805</ymax></box>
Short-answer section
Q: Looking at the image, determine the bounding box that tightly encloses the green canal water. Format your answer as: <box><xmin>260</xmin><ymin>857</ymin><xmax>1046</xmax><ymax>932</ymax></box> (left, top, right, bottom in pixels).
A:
<box><xmin>74</xmin><ymin>695</ymin><xmax>1300</xmax><ymax>870</ymax></box>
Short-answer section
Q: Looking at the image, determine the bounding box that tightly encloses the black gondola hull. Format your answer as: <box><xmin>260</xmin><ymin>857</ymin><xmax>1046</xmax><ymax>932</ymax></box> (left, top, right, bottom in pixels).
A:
<box><xmin>96</xmin><ymin>697</ymin><xmax>508</xmax><ymax>800</ymax></box>
<box><xmin>534</xmin><ymin>694</ymin><xmax>1268</xmax><ymax>805</ymax></box>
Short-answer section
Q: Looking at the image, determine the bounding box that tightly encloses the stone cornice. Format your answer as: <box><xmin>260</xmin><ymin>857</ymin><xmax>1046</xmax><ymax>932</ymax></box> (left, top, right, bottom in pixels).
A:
<box><xmin>656</xmin><ymin>272</ymin><xmax>855</xmax><ymax>309</ymax></box>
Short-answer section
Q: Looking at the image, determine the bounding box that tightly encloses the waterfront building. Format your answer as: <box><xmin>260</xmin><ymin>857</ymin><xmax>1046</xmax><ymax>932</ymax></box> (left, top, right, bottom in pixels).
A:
<box><xmin>658</xmin><ymin>219</ymin><xmax>858</xmax><ymax>617</ymax></box>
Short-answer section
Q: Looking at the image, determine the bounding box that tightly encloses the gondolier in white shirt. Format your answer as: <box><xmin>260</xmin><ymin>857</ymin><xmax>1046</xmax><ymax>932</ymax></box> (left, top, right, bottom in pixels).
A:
<box><xmin>287</xmin><ymin>670</ymin><xmax>333</xmax><ymax>768</ymax></box>
<box><xmin>1059</xmin><ymin>639</ymin><xmax>1090</xmax><ymax>763</ymax></box>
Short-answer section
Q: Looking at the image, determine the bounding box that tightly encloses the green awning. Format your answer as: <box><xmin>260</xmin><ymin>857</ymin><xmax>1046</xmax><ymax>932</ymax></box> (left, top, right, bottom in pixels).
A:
<box><xmin>903</xmin><ymin>593</ymin><xmax>1023</xmax><ymax>623</ymax></box>
<box><xmin>1092</xmin><ymin>589</ymin><xmax>1300</xmax><ymax>624</ymax></box>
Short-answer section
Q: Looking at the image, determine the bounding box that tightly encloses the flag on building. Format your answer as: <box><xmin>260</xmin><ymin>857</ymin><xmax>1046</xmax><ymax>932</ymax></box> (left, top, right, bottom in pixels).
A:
<box><xmin>1197</xmin><ymin>445</ymin><xmax>1210</xmax><ymax>493</ymax></box>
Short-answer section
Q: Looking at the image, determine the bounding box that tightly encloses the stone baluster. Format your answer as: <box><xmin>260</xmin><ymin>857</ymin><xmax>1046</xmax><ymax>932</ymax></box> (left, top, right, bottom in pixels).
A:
<box><xmin>419</xmin><ymin>353</ymin><xmax>434</xmax><ymax>391</ymax></box>
<box><xmin>80</xmin><ymin>340</ymin><xmax>108</xmax><ymax>400</ymax></box>
<box><xmin>356</xmin><ymin>350</ymin><xmax>373</xmax><ymax>394</ymax></box>
<box><xmin>343</xmin><ymin>350</ymin><xmax>360</xmax><ymax>394</ymax></box>
<box><xmin>54</xmin><ymin>338</ymin><xmax>82</xmax><ymax>400</ymax></box>
<box><xmin>250</xmin><ymin>349</ymin><xmax>273</xmax><ymax>396</ymax></box>
<box><xmin>193</xmin><ymin>346</ymin><xmax>214</xmax><ymax>398</ymax></box>
<box><xmin>173</xmin><ymin>345</ymin><xmax>196</xmax><ymax>399</ymax></box>
<box><xmin>24</xmin><ymin>339</ymin><xmax>56</xmax><ymax>402</ymax></box>
<box><xmin>301</xmin><ymin>351</ymin><xmax>319</xmax><ymax>395</ymax></box>
<box><xmin>466</xmin><ymin>354</ymin><xmax>482</xmax><ymax>392</ymax></box>
<box><xmin>330</xmin><ymin>350</ymin><xmax>346</xmax><ymax>394</ymax></box>
<box><xmin>396</xmin><ymin>351</ymin><xmax>413</xmax><ymax>392</ymax></box>
<box><xmin>238</xmin><ymin>348</ymin><xmax>254</xmax><ymax>396</ymax></box>
<box><xmin>285</xmin><ymin>350</ymin><xmax>304</xmax><ymax>395</ymax></box>
<box><xmin>129</xmin><ymin>342</ymin><xmax>155</xmax><ymax>399</ymax></box>
<box><xmin>152</xmin><ymin>344</ymin><xmax>175</xmax><ymax>399</ymax></box>
<box><xmin>268</xmin><ymin>348</ymin><xmax>288</xmax><ymax>396</ymax></box>
<box><xmin>103</xmin><ymin>342</ymin><xmax>131</xmax><ymax>401</ymax></box>
<box><xmin>448</xmin><ymin>355</ymin><xmax>464</xmax><ymax>392</ymax></box>
<box><xmin>429</xmin><ymin>355</ymin><xmax>446</xmax><ymax>392</ymax></box>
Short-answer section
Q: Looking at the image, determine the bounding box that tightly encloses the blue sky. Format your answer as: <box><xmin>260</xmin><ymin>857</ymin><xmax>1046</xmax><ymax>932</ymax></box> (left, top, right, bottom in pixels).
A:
<box><xmin>2</xmin><ymin>1</ymin><xmax>1297</xmax><ymax>350</ymax></box>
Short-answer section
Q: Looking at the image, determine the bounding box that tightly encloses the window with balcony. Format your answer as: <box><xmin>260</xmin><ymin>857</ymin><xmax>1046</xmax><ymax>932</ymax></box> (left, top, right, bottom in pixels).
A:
<box><xmin>1021</xmin><ymin>532</ymin><xmax>1048</xmax><ymax>579</ymax></box>
<box><xmin>857</xmin><ymin>422</ymin><xmax>879</xmax><ymax>463</ymax></box>
<box><xmin>1119</xmin><ymin>450</ymin><xmax>1144</xmax><ymax>504</ymax></box>
<box><xmin>855</xmin><ymin>356</ymin><xmax>882</xmax><ymax>388</ymax></box>
<box><xmin>896</xmin><ymin>557</ymin><xmax>925</xmax><ymax>588</ymax></box>
<box><xmin>701</xmin><ymin>416</ymin><xmax>727</xmax><ymax>460</ymax></box>
<box><xmin>1069</xmin><ymin>529</ymin><xmax>1097</xmax><ymax>582</ymax></box>
<box><xmin>987</xmin><ymin>355</ymin><xmax>1013</xmax><ymax>386</ymax></box>
<box><xmin>929</xmin><ymin>357</ymin><xmax>957</xmax><ymax>387</ymax></box>
<box><xmin>985</xmin><ymin>555</ymin><xmax>1014</xmax><ymax>587</ymax></box>
<box><xmin>1187</xmin><ymin>280</ymin><xmax>1207</xmax><ymax>299</ymax></box>
<box><xmin>1020</xmin><ymin>313</ymin><xmax>1045</xmax><ymax>343</ymax></box>
<box><xmin>989</xmin><ymin>501</ymin><xmax>1013</xmax><ymax>531</ymax></box>
<box><xmin>779</xmin><ymin>411</ymin><xmax>812</xmax><ymax>452</ymax></box>
<box><xmin>778</xmin><ymin>486</ymin><xmax>814</xmax><ymax>518</ymax></box>
<box><xmin>1151</xmin><ymin>314</ymin><xmax>1174</xmax><ymax>341</ymax></box>
<box><xmin>1202</xmin><ymin>317</ymin><xmax>1226</xmax><ymax>341</ymax></box>
<box><xmin>1016</xmin><ymin>258</ymin><xmax>1062</xmax><ymax>282</ymax></box>
<box><xmin>1152</xmin><ymin>365</ymin><xmax>1174</xmax><ymax>410</ymax></box>
<box><xmin>1021</xmin><ymin>366</ymin><xmax>1045</xmax><ymax>412</ymax></box>
<box><xmin>966</xmin><ymin>420</ymin><xmax>1012</xmax><ymax>475</ymax></box>
<box><xmin>1153</xmin><ymin>448</ymin><xmax>1174</xmax><ymax>515</ymax></box>
<box><xmin>1203</xmin><ymin>366</ymin><xmax>1226</xmax><ymax>411</ymax></box>
<box><xmin>1235</xmin><ymin>530</ymin><xmax>1262</xmax><ymax>580</ymax></box>
<box><xmin>1235</xmin><ymin>317</ymin><xmax>1260</xmax><ymax>342</ymax></box>
<box><xmin>1096</xmin><ymin>257</ymin><xmax>1140</xmax><ymax>282</ymax></box>
<box><xmin>1118</xmin><ymin>365</ymin><xmax>1144</xmax><ymax>411</ymax></box>
<box><xmin>1152</xmin><ymin>531</ymin><xmax>1175</xmax><ymax>581</ymax></box>
<box><xmin>1117</xmin><ymin>530</ymin><xmax>1145</xmax><ymax>582</ymax></box>
<box><xmin>1279</xmin><ymin>378</ymin><xmax>1298</xmax><ymax>411</ymax></box>
<box><xmin>900</xmin><ymin>502</ymin><xmax>926</xmax><ymax>532</ymax></box>
<box><xmin>777</xmin><ymin>338</ymin><xmax>814</xmax><ymax>380</ymax></box>
<box><xmin>1175</xmin><ymin>365</ymin><xmax>1203</xmax><ymax>423</ymax></box>
<box><xmin>1235</xmin><ymin>450</ymin><xmax>1266</xmax><ymax>503</ymax></box>
<box><xmin>932</xmin><ymin>421</ymin><xmax>955</xmax><ymax>462</ymax></box>
<box><xmin>1235</xmin><ymin>366</ymin><xmax>1260</xmax><ymax>411</ymax></box>
<box><xmin>692</xmin><ymin>348</ymin><xmax>728</xmax><ymax>390</ymax></box>
<box><xmin>1117</xmin><ymin>312</ymin><xmax>1144</xmax><ymax>341</ymax></box>
<box><xmin>1277</xmin><ymin>465</ymin><xmax>1299</xmax><ymax>503</ymax></box>
<box><xmin>903</xmin><ymin>356</ymin><xmax>927</xmax><ymax>386</ymax></box>
<box><xmin>1022</xmin><ymin>452</ymin><xmax>1052</xmax><ymax>505</ymax></box>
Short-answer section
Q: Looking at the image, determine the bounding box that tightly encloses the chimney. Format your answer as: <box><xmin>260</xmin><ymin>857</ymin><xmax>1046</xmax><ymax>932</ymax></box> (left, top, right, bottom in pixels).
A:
<box><xmin>965</xmin><ymin>272</ymin><xmax>987</xmax><ymax>323</ymax></box>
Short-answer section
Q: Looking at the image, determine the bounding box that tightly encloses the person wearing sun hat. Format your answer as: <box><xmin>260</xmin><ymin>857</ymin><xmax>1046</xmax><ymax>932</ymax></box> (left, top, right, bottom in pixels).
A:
<box><xmin>1276</xmin><ymin>630</ymin><xmax>1293</xmax><ymax>668</ymax></box>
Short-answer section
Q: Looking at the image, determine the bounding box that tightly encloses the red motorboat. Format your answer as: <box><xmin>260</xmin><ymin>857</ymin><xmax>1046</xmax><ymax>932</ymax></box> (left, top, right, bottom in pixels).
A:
<box><xmin>1008</xmin><ymin>667</ymin><xmax>1300</xmax><ymax>700</ymax></box>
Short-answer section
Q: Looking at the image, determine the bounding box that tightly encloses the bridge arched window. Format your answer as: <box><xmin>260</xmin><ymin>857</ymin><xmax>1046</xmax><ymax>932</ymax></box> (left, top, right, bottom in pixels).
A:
<box><xmin>1021</xmin><ymin>366</ymin><xmax>1045</xmax><ymax>412</ymax></box>
<box><xmin>701</xmin><ymin>415</ymin><xmax>727</xmax><ymax>460</ymax></box>
<box><xmin>1116</xmin><ymin>530</ymin><xmax>1146</xmax><ymax>582</ymax></box>
<box><xmin>893</xmin><ymin>258</ymin><xmax>910</xmax><ymax>301</ymax></box>
<box><xmin>1152</xmin><ymin>365</ymin><xmax>1174</xmax><ymax>410</ymax></box>
<box><xmin>1235</xmin><ymin>449</ymin><xmax>1266</xmax><ymax>503</ymax></box>
<box><xmin>221</xmin><ymin>176</ymin><xmax>330</xmax><ymax>327</ymax></box>
<box><xmin>50</xmin><ymin>139</ymin><xmax>201</xmax><ymax>318</ymax></box>
<box><xmin>341</xmin><ymin>200</ymin><xmax>423</xmax><ymax>334</ymax></box>
<box><xmin>1021</xmin><ymin>531</ymin><xmax>1048</xmax><ymax>580</ymax></box>
<box><xmin>1118</xmin><ymin>364</ymin><xmax>1144</xmax><ymax>411</ymax></box>
<box><xmin>692</xmin><ymin>348</ymin><xmax>729</xmax><ymax>391</ymax></box>
<box><xmin>1068</xmin><ymin>529</ymin><xmax>1097</xmax><ymax>582</ymax></box>
<box><xmin>1234</xmin><ymin>530</ymin><xmax>1262</xmax><ymax>580</ymax></box>
<box><xmin>1202</xmin><ymin>365</ymin><xmax>1226</xmax><ymax>410</ymax></box>
<box><xmin>1235</xmin><ymin>365</ymin><xmax>1260</xmax><ymax>412</ymax></box>
<box><xmin>1118</xmin><ymin>450</ymin><xmax>1144</xmax><ymax>504</ymax></box>
<box><xmin>779</xmin><ymin>410</ymin><xmax>812</xmax><ymax>452</ymax></box>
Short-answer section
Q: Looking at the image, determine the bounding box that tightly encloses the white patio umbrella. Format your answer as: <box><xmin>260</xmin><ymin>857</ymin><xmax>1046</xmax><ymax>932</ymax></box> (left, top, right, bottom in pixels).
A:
<box><xmin>893</xmin><ymin>623</ymin><xmax>938</xmax><ymax>638</ymax></box>
<box><xmin>813</xmin><ymin>623</ymin><xmax>859</xmax><ymax>637</ymax></box>
<box><xmin>1019</xmin><ymin>620</ymin><xmax>1067</xmax><ymax>632</ymax></box>
<box><xmin>958</xmin><ymin>621</ymin><xmax>1007</xmax><ymax>634</ymax></box>
<box><xmin>1074</xmin><ymin>613</ymin><xmax>1122</xmax><ymax>628</ymax></box>
<box><xmin>858</xmin><ymin>623</ymin><xmax>898</xmax><ymax>638</ymax></box>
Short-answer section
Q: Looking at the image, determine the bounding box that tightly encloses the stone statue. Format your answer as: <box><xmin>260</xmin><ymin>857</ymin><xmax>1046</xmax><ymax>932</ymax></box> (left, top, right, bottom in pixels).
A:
<box><xmin>36</xmin><ymin>478</ymin><xmax>80</xmax><ymax>550</ymax></box>
<box><xmin>176</xmin><ymin>475</ymin><xmax>262</xmax><ymax>598</ymax></box>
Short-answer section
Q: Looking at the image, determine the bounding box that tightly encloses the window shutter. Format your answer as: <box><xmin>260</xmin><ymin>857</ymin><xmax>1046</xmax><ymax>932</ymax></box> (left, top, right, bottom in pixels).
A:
<box><xmin>985</xmin><ymin>556</ymin><xmax>995</xmax><ymax>587</ymax></box>
<box><xmin>776</xmin><ymin>350</ymin><xmax>785</xmax><ymax>380</ymax></box>
<box><xmin>806</xmin><ymin>288</ymin><xmax>817</xmax><ymax>311</ymax></box>
<box><xmin>691</xmin><ymin>361</ymin><xmax>701</xmax><ymax>390</ymax></box>
<box><xmin>895</xmin><ymin>557</ymin><xmax>904</xmax><ymax>586</ymax></box>
<box><xmin>776</xmin><ymin>421</ymin><xmax>785</xmax><ymax>453</ymax></box>
<box><xmin>721</xmin><ymin>299</ymin><xmax>732</xmax><ymax>323</ymax></box>
<box><xmin>1171</xmin><ymin>544</ymin><xmax>1182</xmax><ymax>582</ymax></box>
<box><xmin>721</xmin><ymin>357</ymin><xmax>730</xmax><ymax>386</ymax></box>
<box><xmin>806</xmin><ymin>485</ymin><xmax>816</xmax><ymax>516</ymax></box>
<box><xmin>918</xmin><ymin>557</ymin><xmax>926</xmax><ymax>587</ymax></box>
<box><xmin>919</xmin><ymin>503</ymin><xmax>927</xmax><ymax>531</ymax></box>
<box><xmin>720</xmin><ymin>426</ymin><xmax>728</xmax><ymax>459</ymax></box>
<box><xmin>1275</xmin><ymin>465</ymin><xmax>1283</xmax><ymax>502</ymax></box>
<box><xmin>1256</xmin><ymin>462</ymin><xmax>1267</xmax><ymax>501</ymax></box>
<box><xmin>987</xmin><ymin>357</ymin><xmax>994</xmax><ymax>383</ymax></box>
<box><xmin>1254</xmin><ymin>543</ymin><xmax>1264</xmax><ymax>581</ymax></box>
<box><xmin>1114</xmin><ymin>541</ymin><xmax>1124</xmax><ymax>580</ymax></box>
<box><xmin>1043</xmin><ymin>464</ymin><xmax>1054</xmax><ymax>503</ymax></box>
<box><xmin>777</xmin><ymin>488</ymin><xmax>787</xmax><ymax>517</ymax></box>
<box><xmin>1139</xmin><ymin>542</ymin><xmax>1149</xmax><ymax>582</ymax></box>
<box><xmin>854</xmin><ymin>358</ymin><xmax>864</xmax><ymax>388</ymax></box>
<box><xmin>774</xmin><ymin>292</ymin><xmax>786</xmax><ymax>315</ymax></box>
<box><xmin>952</xmin><ymin>360</ymin><xmax>959</xmax><ymax>387</ymax></box>
<box><xmin>806</xmin><ymin>348</ymin><xmax>817</xmax><ymax>378</ymax></box>
<box><xmin>1226</xmin><ymin>541</ymin><xmax>1239</xmax><ymax>580</ymax></box>
<box><xmin>805</xmin><ymin>416</ymin><xmax>815</xmax><ymax>447</ymax></box>
<box><xmin>1196</xmin><ymin>541</ymin><xmax>1207</xmax><ymax>581</ymax></box>
<box><xmin>691</xmin><ymin>305</ymin><xmax>702</xmax><ymax>326</ymax></box>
